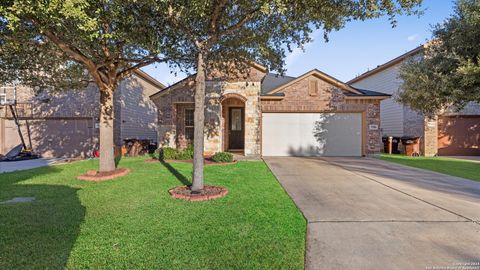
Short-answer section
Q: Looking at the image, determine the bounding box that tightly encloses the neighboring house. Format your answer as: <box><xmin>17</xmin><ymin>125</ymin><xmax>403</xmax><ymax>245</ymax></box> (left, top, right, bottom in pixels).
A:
<box><xmin>150</xmin><ymin>65</ymin><xmax>389</xmax><ymax>158</ymax></box>
<box><xmin>348</xmin><ymin>45</ymin><xmax>480</xmax><ymax>156</ymax></box>
<box><xmin>0</xmin><ymin>70</ymin><xmax>164</xmax><ymax>158</ymax></box>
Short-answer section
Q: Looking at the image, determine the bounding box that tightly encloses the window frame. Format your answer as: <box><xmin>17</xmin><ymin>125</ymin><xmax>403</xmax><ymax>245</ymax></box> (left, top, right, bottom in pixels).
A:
<box><xmin>184</xmin><ymin>107</ymin><xmax>194</xmax><ymax>141</ymax></box>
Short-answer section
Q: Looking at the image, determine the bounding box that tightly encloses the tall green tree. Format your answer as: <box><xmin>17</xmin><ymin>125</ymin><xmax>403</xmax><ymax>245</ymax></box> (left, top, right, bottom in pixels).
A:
<box><xmin>0</xmin><ymin>0</ymin><xmax>167</xmax><ymax>172</ymax></box>
<box><xmin>154</xmin><ymin>0</ymin><xmax>423</xmax><ymax>192</ymax></box>
<box><xmin>398</xmin><ymin>0</ymin><xmax>480</xmax><ymax>114</ymax></box>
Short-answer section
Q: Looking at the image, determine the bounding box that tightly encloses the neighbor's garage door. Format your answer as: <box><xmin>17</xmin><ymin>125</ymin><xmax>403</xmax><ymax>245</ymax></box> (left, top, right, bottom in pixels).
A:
<box><xmin>438</xmin><ymin>115</ymin><xmax>480</xmax><ymax>156</ymax></box>
<box><xmin>1</xmin><ymin>118</ymin><xmax>95</xmax><ymax>158</ymax></box>
<box><xmin>262</xmin><ymin>113</ymin><xmax>362</xmax><ymax>156</ymax></box>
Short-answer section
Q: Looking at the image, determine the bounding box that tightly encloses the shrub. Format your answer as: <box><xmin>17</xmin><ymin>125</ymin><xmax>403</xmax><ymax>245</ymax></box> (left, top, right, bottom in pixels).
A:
<box><xmin>160</xmin><ymin>147</ymin><xmax>178</xmax><ymax>160</ymax></box>
<box><xmin>176</xmin><ymin>145</ymin><xmax>194</xmax><ymax>160</ymax></box>
<box><xmin>211</xmin><ymin>152</ymin><xmax>234</xmax><ymax>163</ymax></box>
<box><xmin>151</xmin><ymin>148</ymin><xmax>162</xmax><ymax>160</ymax></box>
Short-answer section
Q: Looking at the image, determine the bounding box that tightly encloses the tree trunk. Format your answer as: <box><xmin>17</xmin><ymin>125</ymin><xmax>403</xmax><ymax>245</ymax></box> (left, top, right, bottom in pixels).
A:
<box><xmin>191</xmin><ymin>52</ymin><xmax>206</xmax><ymax>192</ymax></box>
<box><xmin>99</xmin><ymin>89</ymin><xmax>116</xmax><ymax>172</ymax></box>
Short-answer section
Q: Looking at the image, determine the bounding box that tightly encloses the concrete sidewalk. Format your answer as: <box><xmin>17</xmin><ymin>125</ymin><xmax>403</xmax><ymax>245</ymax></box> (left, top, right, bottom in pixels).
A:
<box><xmin>264</xmin><ymin>157</ymin><xmax>480</xmax><ymax>270</ymax></box>
<box><xmin>0</xmin><ymin>158</ymin><xmax>60</xmax><ymax>173</ymax></box>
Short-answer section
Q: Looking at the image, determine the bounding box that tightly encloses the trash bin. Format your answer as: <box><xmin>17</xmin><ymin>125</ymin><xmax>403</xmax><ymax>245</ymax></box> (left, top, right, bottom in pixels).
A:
<box><xmin>382</xmin><ymin>136</ymin><xmax>400</xmax><ymax>154</ymax></box>
<box><xmin>401</xmin><ymin>136</ymin><xmax>421</xmax><ymax>156</ymax></box>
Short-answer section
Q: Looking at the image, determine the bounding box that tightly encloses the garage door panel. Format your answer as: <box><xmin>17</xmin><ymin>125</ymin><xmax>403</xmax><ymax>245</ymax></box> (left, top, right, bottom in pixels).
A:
<box><xmin>262</xmin><ymin>113</ymin><xmax>362</xmax><ymax>157</ymax></box>
<box><xmin>438</xmin><ymin>116</ymin><xmax>480</xmax><ymax>156</ymax></box>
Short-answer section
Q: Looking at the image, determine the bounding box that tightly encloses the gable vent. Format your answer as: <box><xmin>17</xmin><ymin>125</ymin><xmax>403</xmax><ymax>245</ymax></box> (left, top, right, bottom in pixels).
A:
<box><xmin>308</xmin><ymin>80</ymin><xmax>318</xmax><ymax>96</ymax></box>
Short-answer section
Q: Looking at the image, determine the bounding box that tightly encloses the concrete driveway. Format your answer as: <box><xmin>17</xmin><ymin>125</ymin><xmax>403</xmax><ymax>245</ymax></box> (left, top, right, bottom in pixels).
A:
<box><xmin>264</xmin><ymin>157</ymin><xmax>480</xmax><ymax>270</ymax></box>
<box><xmin>0</xmin><ymin>158</ymin><xmax>61</xmax><ymax>173</ymax></box>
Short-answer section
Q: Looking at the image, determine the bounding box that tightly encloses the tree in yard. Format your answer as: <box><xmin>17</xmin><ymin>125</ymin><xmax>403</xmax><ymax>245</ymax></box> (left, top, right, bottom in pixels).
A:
<box><xmin>154</xmin><ymin>0</ymin><xmax>423</xmax><ymax>192</ymax></box>
<box><xmin>398</xmin><ymin>0</ymin><xmax>480</xmax><ymax>114</ymax></box>
<box><xmin>0</xmin><ymin>0</ymin><xmax>168</xmax><ymax>172</ymax></box>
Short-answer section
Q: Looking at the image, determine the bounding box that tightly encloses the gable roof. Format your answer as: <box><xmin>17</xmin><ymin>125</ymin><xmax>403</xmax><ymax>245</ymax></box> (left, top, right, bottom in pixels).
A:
<box><xmin>345</xmin><ymin>88</ymin><xmax>391</xmax><ymax>98</ymax></box>
<box><xmin>348</xmin><ymin>44</ymin><xmax>425</xmax><ymax>84</ymax></box>
<box><xmin>149</xmin><ymin>67</ymin><xmax>391</xmax><ymax>100</ymax></box>
<box><xmin>264</xmin><ymin>69</ymin><xmax>363</xmax><ymax>96</ymax></box>
<box><xmin>149</xmin><ymin>62</ymin><xmax>267</xmax><ymax>99</ymax></box>
<box><xmin>261</xmin><ymin>73</ymin><xmax>296</xmax><ymax>95</ymax></box>
<box><xmin>133</xmin><ymin>69</ymin><xmax>166</xmax><ymax>90</ymax></box>
<box><xmin>149</xmin><ymin>75</ymin><xmax>195</xmax><ymax>99</ymax></box>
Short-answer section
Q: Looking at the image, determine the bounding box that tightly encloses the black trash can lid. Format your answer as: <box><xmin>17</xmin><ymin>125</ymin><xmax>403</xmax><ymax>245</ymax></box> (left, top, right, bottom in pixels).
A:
<box><xmin>401</xmin><ymin>136</ymin><xmax>420</xmax><ymax>140</ymax></box>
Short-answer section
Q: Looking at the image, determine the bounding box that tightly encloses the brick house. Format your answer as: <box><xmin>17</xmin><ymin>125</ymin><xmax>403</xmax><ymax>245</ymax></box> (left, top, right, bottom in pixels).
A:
<box><xmin>0</xmin><ymin>70</ymin><xmax>164</xmax><ymax>158</ymax></box>
<box><xmin>150</xmin><ymin>65</ymin><xmax>390</xmax><ymax>158</ymax></box>
<box><xmin>349</xmin><ymin>45</ymin><xmax>480</xmax><ymax>156</ymax></box>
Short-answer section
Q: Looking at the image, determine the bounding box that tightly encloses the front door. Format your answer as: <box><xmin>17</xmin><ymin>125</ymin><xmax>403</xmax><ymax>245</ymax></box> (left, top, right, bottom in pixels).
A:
<box><xmin>228</xmin><ymin>107</ymin><xmax>244</xmax><ymax>149</ymax></box>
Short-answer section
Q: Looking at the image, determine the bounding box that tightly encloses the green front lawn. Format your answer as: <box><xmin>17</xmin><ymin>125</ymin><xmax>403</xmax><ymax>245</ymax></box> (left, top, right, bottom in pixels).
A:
<box><xmin>380</xmin><ymin>154</ymin><xmax>480</xmax><ymax>182</ymax></box>
<box><xmin>0</xmin><ymin>158</ymin><xmax>306</xmax><ymax>269</ymax></box>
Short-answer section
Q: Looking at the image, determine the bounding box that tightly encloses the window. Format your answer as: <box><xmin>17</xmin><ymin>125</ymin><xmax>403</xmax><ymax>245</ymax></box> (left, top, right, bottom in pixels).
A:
<box><xmin>0</xmin><ymin>93</ymin><xmax>6</xmax><ymax>106</ymax></box>
<box><xmin>231</xmin><ymin>108</ymin><xmax>242</xmax><ymax>131</ymax></box>
<box><xmin>184</xmin><ymin>108</ymin><xmax>194</xmax><ymax>140</ymax></box>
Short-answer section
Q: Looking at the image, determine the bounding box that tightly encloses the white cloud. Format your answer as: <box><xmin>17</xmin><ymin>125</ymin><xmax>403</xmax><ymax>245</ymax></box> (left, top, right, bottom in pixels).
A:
<box><xmin>285</xmin><ymin>30</ymin><xmax>321</xmax><ymax>69</ymax></box>
<box><xmin>407</xmin><ymin>34</ymin><xmax>419</xmax><ymax>42</ymax></box>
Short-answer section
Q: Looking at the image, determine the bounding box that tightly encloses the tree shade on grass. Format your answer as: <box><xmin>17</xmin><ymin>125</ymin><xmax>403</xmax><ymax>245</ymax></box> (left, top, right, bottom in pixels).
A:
<box><xmin>380</xmin><ymin>154</ymin><xmax>480</xmax><ymax>182</ymax></box>
<box><xmin>0</xmin><ymin>158</ymin><xmax>306</xmax><ymax>269</ymax></box>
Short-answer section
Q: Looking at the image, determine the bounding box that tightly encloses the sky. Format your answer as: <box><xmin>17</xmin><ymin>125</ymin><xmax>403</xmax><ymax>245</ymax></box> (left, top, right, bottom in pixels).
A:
<box><xmin>142</xmin><ymin>0</ymin><xmax>455</xmax><ymax>86</ymax></box>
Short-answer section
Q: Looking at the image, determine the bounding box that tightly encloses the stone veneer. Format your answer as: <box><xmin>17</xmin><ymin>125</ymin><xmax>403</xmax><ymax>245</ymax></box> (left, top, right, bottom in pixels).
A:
<box><xmin>153</xmin><ymin>70</ymin><xmax>385</xmax><ymax>157</ymax></box>
<box><xmin>205</xmin><ymin>81</ymin><xmax>261</xmax><ymax>156</ymax></box>
<box><xmin>152</xmin><ymin>78</ymin><xmax>262</xmax><ymax>157</ymax></box>
<box><xmin>423</xmin><ymin>115</ymin><xmax>438</xmax><ymax>157</ymax></box>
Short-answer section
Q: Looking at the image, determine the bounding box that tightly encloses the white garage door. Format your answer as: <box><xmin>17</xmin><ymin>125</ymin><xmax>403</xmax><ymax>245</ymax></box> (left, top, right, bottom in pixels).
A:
<box><xmin>262</xmin><ymin>113</ymin><xmax>362</xmax><ymax>156</ymax></box>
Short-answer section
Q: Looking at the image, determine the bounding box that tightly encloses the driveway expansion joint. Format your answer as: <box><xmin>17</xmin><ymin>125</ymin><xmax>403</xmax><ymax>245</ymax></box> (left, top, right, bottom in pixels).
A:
<box><xmin>264</xmin><ymin>157</ymin><xmax>480</xmax><ymax>269</ymax></box>
<box><xmin>320</xmin><ymin>158</ymin><xmax>478</xmax><ymax>225</ymax></box>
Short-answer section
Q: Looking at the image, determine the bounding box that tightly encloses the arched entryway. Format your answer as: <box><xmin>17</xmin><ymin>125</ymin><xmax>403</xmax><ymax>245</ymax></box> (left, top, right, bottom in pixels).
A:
<box><xmin>221</xmin><ymin>94</ymin><xmax>246</xmax><ymax>153</ymax></box>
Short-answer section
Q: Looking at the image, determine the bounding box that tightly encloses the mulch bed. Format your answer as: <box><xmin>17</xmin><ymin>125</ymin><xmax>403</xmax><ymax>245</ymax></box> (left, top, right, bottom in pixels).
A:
<box><xmin>169</xmin><ymin>185</ymin><xmax>228</xmax><ymax>202</ymax></box>
<box><xmin>77</xmin><ymin>168</ymin><xmax>130</xmax><ymax>181</ymax></box>
<box><xmin>144</xmin><ymin>158</ymin><xmax>161</xmax><ymax>163</ymax></box>
<box><xmin>145</xmin><ymin>158</ymin><xmax>237</xmax><ymax>166</ymax></box>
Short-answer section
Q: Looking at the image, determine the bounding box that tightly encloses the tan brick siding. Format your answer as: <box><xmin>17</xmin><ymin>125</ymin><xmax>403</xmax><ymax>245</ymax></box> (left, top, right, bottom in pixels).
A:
<box><xmin>154</xmin><ymin>72</ymin><xmax>383</xmax><ymax>156</ymax></box>
<box><xmin>423</xmin><ymin>116</ymin><xmax>438</xmax><ymax>157</ymax></box>
<box><xmin>153</xmin><ymin>80</ymin><xmax>262</xmax><ymax>156</ymax></box>
<box><xmin>261</xmin><ymin>76</ymin><xmax>343</xmax><ymax>112</ymax></box>
<box><xmin>117</xmin><ymin>76</ymin><xmax>158</xmax><ymax>144</ymax></box>
<box><xmin>1</xmin><ymin>73</ymin><xmax>161</xmax><ymax>157</ymax></box>
<box><xmin>261</xmin><ymin>75</ymin><xmax>383</xmax><ymax>155</ymax></box>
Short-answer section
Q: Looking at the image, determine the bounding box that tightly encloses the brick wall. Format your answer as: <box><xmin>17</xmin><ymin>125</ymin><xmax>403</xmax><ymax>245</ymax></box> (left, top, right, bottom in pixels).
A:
<box><xmin>1</xmin><ymin>73</ymin><xmax>162</xmax><ymax>157</ymax></box>
<box><xmin>261</xmin><ymin>76</ymin><xmax>341</xmax><ymax>112</ymax></box>
<box><xmin>153</xmin><ymin>72</ymin><xmax>384</xmax><ymax>156</ymax></box>
<box><xmin>261</xmin><ymin>75</ymin><xmax>383</xmax><ymax>155</ymax></box>
<box><xmin>151</xmin><ymin>81</ymin><xmax>195</xmax><ymax>148</ymax></box>
<box><xmin>205</xmin><ymin>81</ymin><xmax>261</xmax><ymax>156</ymax></box>
<box><xmin>423</xmin><ymin>116</ymin><xmax>438</xmax><ymax>157</ymax></box>
<box><xmin>152</xmin><ymin>69</ymin><xmax>263</xmax><ymax>157</ymax></box>
<box><xmin>175</xmin><ymin>103</ymin><xmax>195</xmax><ymax>149</ymax></box>
<box><xmin>117</xmin><ymin>76</ymin><xmax>159</xmax><ymax>144</ymax></box>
